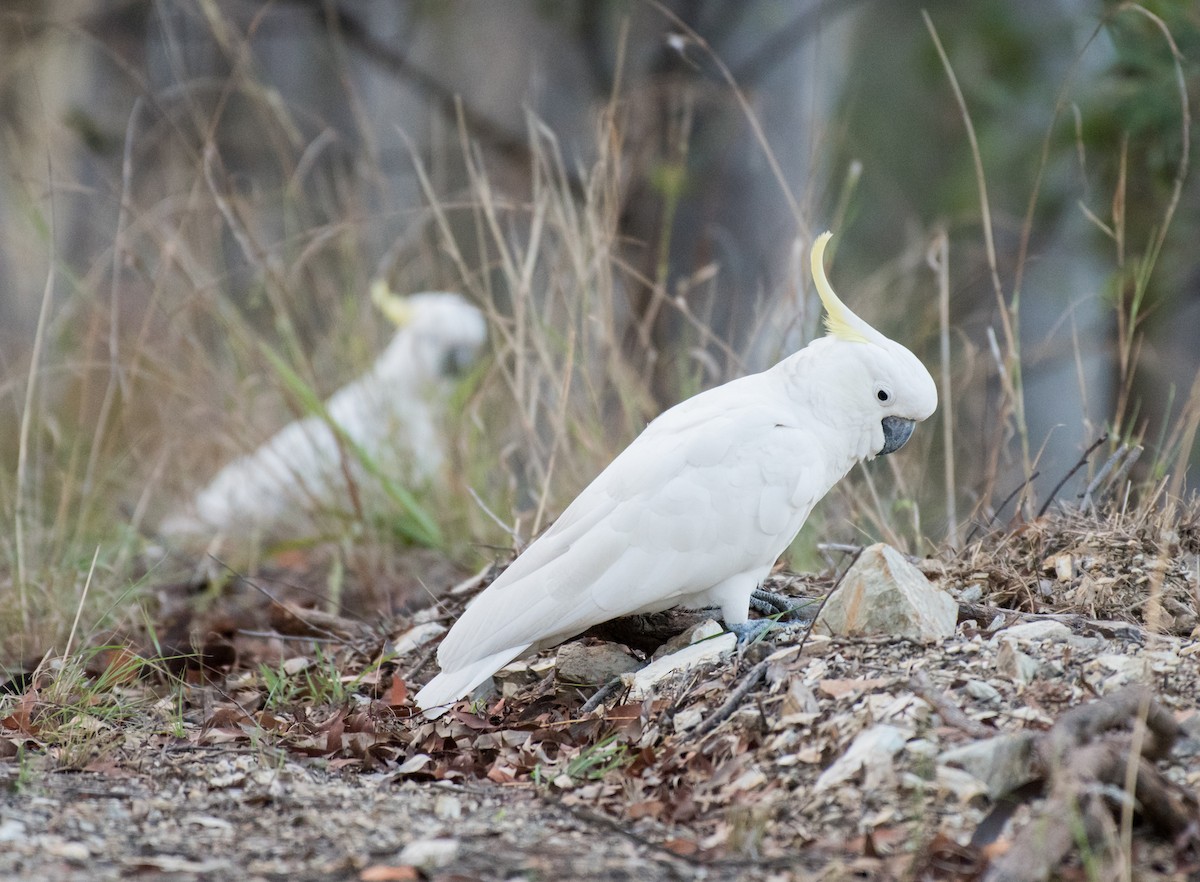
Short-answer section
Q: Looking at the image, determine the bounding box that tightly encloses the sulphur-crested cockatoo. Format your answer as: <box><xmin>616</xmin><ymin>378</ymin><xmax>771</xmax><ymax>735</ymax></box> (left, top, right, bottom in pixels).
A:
<box><xmin>160</xmin><ymin>289</ymin><xmax>486</xmax><ymax>543</ymax></box>
<box><xmin>415</xmin><ymin>233</ymin><xmax>936</xmax><ymax>715</ymax></box>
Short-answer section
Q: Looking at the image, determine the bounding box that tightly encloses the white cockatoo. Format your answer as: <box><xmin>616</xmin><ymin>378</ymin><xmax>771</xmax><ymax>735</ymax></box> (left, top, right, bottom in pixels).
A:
<box><xmin>414</xmin><ymin>233</ymin><xmax>937</xmax><ymax>716</ymax></box>
<box><xmin>159</xmin><ymin>289</ymin><xmax>487</xmax><ymax>544</ymax></box>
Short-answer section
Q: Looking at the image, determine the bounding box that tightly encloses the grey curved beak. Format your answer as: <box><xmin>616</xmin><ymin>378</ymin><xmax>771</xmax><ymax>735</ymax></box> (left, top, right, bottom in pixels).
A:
<box><xmin>441</xmin><ymin>344</ymin><xmax>478</xmax><ymax>377</ymax></box>
<box><xmin>880</xmin><ymin>416</ymin><xmax>915</xmax><ymax>455</ymax></box>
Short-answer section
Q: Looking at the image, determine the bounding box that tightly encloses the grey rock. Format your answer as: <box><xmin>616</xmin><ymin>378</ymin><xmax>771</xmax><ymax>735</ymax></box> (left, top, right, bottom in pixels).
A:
<box><xmin>814</xmin><ymin>543</ymin><xmax>958</xmax><ymax>642</ymax></box>
<box><xmin>555</xmin><ymin>642</ymin><xmax>643</xmax><ymax>686</ymax></box>
<box><xmin>996</xmin><ymin>639</ymin><xmax>1042</xmax><ymax>684</ymax></box>
<box><xmin>939</xmin><ymin>733</ymin><xmax>1039</xmax><ymax>800</ymax></box>
<box><xmin>1087</xmin><ymin>653</ymin><xmax>1152</xmax><ymax>690</ymax></box>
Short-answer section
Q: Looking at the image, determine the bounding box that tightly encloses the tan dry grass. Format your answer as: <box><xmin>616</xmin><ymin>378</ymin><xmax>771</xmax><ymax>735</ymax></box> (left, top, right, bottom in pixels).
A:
<box><xmin>0</xmin><ymin>3</ymin><xmax>1195</xmax><ymax>706</ymax></box>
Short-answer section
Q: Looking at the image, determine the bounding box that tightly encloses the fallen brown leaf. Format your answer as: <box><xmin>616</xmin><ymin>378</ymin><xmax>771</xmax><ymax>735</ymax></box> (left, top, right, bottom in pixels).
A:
<box><xmin>359</xmin><ymin>864</ymin><xmax>419</xmax><ymax>880</ymax></box>
<box><xmin>385</xmin><ymin>673</ymin><xmax>408</xmax><ymax>708</ymax></box>
<box><xmin>662</xmin><ymin>837</ymin><xmax>698</xmax><ymax>856</ymax></box>
<box><xmin>818</xmin><ymin>677</ymin><xmax>889</xmax><ymax>699</ymax></box>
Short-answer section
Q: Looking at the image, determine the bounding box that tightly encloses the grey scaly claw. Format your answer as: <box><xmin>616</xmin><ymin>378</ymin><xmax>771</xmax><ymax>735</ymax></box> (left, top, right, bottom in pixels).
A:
<box><xmin>749</xmin><ymin>588</ymin><xmax>821</xmax><ymax>623</ymax></box>
<box><xmin>726</xmin><ymin>619</ymin><xmax>778</xmax><ymax>646</ymax></box>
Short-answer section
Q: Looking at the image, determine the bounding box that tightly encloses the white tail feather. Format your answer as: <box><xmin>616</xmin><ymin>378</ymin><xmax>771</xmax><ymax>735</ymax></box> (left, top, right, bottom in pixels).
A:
<box><xmin>414</xmin><ymin>644</ymin><xmax>533</xmax><ymax>717</ymax></box>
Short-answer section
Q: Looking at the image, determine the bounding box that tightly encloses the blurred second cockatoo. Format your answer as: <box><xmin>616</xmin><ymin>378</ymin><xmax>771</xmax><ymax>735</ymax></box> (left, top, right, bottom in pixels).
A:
<box><xmin>415</xmin><ymin>232</ymin><xmax>937</xmax><ymax>715</ymax></box>
<box><xmin>160</xmin><ymin>288</ymin><xmax>486</xmax><ymax>545</ymax></box>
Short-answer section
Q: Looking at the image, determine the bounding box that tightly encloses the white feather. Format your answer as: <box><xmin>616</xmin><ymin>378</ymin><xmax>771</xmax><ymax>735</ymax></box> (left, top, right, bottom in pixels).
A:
<box><xmin>161</xmin><ymin>292</ymin><xmax>486</xmax><ymax>542</ymax></box>
<box><xmin>415</xmin><ymin>234</ymin><xmax>937</xmax><ymax>716</ymax></box>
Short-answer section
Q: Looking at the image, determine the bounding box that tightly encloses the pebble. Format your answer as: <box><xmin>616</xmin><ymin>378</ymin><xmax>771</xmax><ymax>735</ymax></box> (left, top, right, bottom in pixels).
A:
<box><xmin>398</xmin><ymin>837</ymin><xmax>460</xmax><ymax>869</ymax></box>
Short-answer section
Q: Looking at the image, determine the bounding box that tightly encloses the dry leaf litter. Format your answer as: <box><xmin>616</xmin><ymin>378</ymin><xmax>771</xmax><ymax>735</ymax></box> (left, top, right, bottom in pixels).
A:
<box><xmin>2</xmin><ymin>505</ymin><xmax>1198</xmax><ymax>881</ymax></box>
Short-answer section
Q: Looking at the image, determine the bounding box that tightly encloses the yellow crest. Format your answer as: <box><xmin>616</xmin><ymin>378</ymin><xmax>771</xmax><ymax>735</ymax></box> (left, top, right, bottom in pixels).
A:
<box><xmin>811</xmin><ymin>232</ymin><xmax>869</xmax><ymax>344</ymax></box>
<box><xmin>370</xmin><ymin>279</ymin><xmax>415</xmax><ymax>327</ymax></box>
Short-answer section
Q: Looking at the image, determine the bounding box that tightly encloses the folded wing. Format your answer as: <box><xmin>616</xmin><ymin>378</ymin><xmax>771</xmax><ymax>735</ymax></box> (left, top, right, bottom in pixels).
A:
<box><xmin>416</xmin><ymin>375</ymin><xmax>830</xmax><ymax>713</ymax></box>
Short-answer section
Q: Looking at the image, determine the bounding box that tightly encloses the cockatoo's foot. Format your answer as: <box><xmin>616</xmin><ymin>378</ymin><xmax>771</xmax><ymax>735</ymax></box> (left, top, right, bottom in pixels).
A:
<box><xmin>725</xmin><ymin>618</ymin><xmax>778</xmax><ymax>646</ymax></box>
<box><xmin>748</xmin><ymin>588</ymin><xmax>788</xmax><ymax>617</ymax></box>
<box><xmin>749</xmin><ymin>588</ymin><xmax>820</xmax><ymax>623</ymax></box>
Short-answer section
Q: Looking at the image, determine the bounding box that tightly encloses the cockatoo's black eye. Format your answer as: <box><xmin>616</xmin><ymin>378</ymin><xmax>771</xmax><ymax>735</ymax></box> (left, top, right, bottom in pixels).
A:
<box><xmin>875</xmin><ymin>386</ymin><xmax>892</xmax><ymax>404</ymax></box>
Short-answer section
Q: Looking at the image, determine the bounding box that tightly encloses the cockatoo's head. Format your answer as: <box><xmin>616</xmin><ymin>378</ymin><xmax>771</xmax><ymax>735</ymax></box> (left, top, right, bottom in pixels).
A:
<box><xmin>371</xmin><ymin>285</ymin><xmax>488</xmax><ymax>384</ymax></box>
<box><xmin>805</xmin><ymin>232</ymin><xmax>937</xmax><ymax>459</ymax></box>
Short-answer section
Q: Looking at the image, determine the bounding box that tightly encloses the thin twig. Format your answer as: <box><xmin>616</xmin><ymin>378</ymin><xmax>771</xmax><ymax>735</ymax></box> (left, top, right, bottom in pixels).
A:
<box><xmin>1081</xmin><ymin>443</ymin><xmax>1139</xmax><ymax>514</ymax></box>
<box><xmin>924</xmin><ymin>11</ymin><xmax>1030</xmax><ymax>488</ymax></box>
<box><xmin>467</xmin><ymin>486</ymin><xmax>523</xmax><ymax>546</ymax></box>
<box><xmin>731</xmin><ymin>0</ymin><xmax>870</xmax><ymax>87</ymax></box>
<box><xmin>14</xmin><ymin>150</ymin><xmax>58</xmax><ymax>632</ymax></box>
<box><xmin>403</xmin><ymin>642</ymin><xmax>440</xmax><ymax>682</ymax></box>
<box><xmin>909</xmin><ymin>671</ymin><xmax>991</xmax><ymax>739</ymax></box>
<box><xmin>966</xmin><ymin>471</ymin><xmax>1040</xmax><ymax>545</ymax></box>
<box><xmin>691</xmin><ymin>658</ymin><xmax>770</xmax><ymax>739</ymax></box>
<box><xmin>79</xmin><ymin>94</ymin><xmax>142</xmax><ymax>511</ymax></box>
<box><xmin>580</xmin><ymin>678</ymin><xmax>626</xmax><ymax>715</ymax></box>
<box><xmin>236</xmin><ymin>630</ymin><xmax>341</xmax><ymax>644</ymax></box>
<box><xmin>648</xmin><ymin>0</ymin><xmax>803</xmax><ymax>228</ymax></box>
<box><xmin>62</xmin><ymin>547</ymin><xmax>101</xmax><ymax>662</ymax></box>
<box><xmin>209</xmin><ymin>555</ymin><xmax>353</xmax><ymax>646</ymax></box>
<box><xmin>794</xmin><ymin>547</ymin><xmax>862</xmax><ymax>660</ymax></box>
<box><xmin>1037</xmin><ymin>434</ymin><xmax>1107</xmax><ymax>518</ymax></box>
<box><xmin>929</xmin><ymin>230</ymin><xmax>959</xmax><ymax>547</ymax></box>
<box><xmin>1081</xmin><ymin>444</ymin><xmax>1126</xmax><ymax>503</ymax></box>
<box><xmin>1101</xmin><ymin>445</ymin><xmax>1141</xmax><ymax>505</ymax></box>
<box><xmin>817</xmin><ymin>542</ymin><xmax>862</xmax><ymax>555</ymax></box>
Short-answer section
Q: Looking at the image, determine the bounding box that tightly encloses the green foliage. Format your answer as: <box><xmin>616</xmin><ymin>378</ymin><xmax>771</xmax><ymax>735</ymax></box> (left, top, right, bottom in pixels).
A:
<box><xmin>560</xmin><ymin>733</ymin><xmax>634</xmax><ymax>784</ymax></box>
<box><xmin>259</xmin><ymin>647</ymin><xmax>359</xmax><ymax>710</ymax></box>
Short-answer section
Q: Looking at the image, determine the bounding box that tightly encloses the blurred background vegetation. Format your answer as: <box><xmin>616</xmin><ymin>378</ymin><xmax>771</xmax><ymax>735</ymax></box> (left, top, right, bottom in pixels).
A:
<box><xmin>0</xmin><ymin>0</ymin><xmax>1196</xmax><ymax>662</ymax></box>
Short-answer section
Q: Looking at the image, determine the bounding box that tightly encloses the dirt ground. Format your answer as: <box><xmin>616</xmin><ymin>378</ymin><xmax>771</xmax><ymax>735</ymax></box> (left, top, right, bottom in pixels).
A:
<box><xmin>1</xmin><ymin>759</ymin><xmax>748</xmax><ymax>882</ymax></box>
<box><xmin>2</xmin><ymin>507</ymin><xmax>1199</xmax><ymax>881</ymax></box>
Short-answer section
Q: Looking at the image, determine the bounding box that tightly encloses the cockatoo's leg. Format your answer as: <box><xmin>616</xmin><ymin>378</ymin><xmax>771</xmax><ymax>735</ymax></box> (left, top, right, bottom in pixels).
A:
<box><xmin>705</xmin><ymin>570</ymin><xmax>777</xmax><ymax>645</ymax></box>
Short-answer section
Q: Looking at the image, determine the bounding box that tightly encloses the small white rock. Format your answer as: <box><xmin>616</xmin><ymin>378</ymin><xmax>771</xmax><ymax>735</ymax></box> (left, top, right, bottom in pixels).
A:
<box><xmin>399</xmin><ymin>837</ymin><xmax>459</xmax><ymax>869</ymax></box>
<box><xmin>935</xmin><ymin>765</ymin><xmax>990</xmax><ymax>803</ymax></box>
<box><xmin>672</xmin><ymin>707</ymin><xmax>705</xmax><ymax>731</ymax></box>
<box><xmin>905</xmin><ymin>738</ymin><xmax>940</xmax><ymax>759</ymax></box>
<box><xmin>814</xmin><ymin>724</ymin><xmax>910</xmax><ymax>793</ymax></box>
<box><xmin>651</xmin><ymin>618</ymin><xmax>725</xmax><ymax>660</ymax></box>
<box><xmin>996</xmin><ymin>620</ymin><xmax>1072</xmax><ymax>643</ymax></box>
<box><xmin>0</xmin><ymin>818</ymin><xmax>25</xmax><ymax>842</ymax></box>
<box><xmin>1089</xmin><ymin>654</ymin><xmax>1152</xmax><ymax>689</ymax></box>
<box><xmin>395</xmin><ymin>753</ymin><xmax>433</xmax><ymax>775</ymax></box>
<box><xmin>434</xmin><ymin>794</ymin><xmax>462</xmax><ymax>821</ymax></box>
<box><xmin>959</xmin><ymin>583</ymin><xmax>983</xmax><ymax>603</ymax></box>
<box><xmin>622</xmin><ymin>632</ymin><xmax>736</xmax><ymax>700</ymax></box>
<box><xmin>964</xmin><ymin>679</ymin><xmax>1002</xmax><ymax>704</ymax></box>
<box><xmin>43</xmin><ymin>840</ymin><xmax>90</xmax><ymax>862</ymax></box>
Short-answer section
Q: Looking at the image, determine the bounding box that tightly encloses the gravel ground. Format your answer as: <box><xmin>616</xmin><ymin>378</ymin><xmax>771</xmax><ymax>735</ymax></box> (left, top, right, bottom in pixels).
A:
<box><xmin>0</xmin><ymin>754</ymin><xmax>791</xmax><ymax>882</ymax></box>
<box><xmin>4</xmin><ymin>507</ymin><xmax>1198</xmax><ymax>881</ymax></box>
